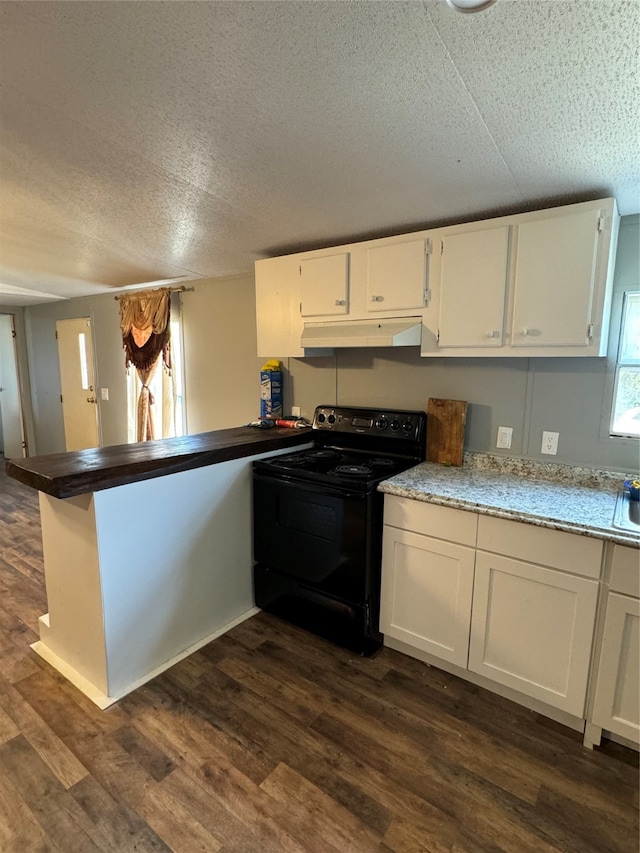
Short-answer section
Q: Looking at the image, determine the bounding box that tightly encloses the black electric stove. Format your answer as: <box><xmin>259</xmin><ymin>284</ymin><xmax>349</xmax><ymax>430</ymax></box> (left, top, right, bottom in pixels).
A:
<box><xmin>252</xmin><ymin>405</ymin><xmax>427</xmax><ymax>654</ymax></box>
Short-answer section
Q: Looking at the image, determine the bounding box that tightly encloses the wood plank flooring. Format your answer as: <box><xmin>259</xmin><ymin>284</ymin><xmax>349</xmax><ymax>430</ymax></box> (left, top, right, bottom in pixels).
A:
<box><xmin>0</xmin><ymin>457</ymin><xmax>638</xmax><ymax>852</ymax></box>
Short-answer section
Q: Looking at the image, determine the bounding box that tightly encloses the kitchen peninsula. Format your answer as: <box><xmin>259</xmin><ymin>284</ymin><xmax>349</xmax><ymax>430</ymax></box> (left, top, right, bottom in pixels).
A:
<box><xmin>6</xmin><ymin>427</ymin><xmax>311</xmax><ymax>708</ymax></box>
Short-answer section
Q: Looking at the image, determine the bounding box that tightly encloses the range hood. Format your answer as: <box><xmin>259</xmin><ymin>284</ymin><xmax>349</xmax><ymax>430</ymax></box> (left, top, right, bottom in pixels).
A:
<box><xmin>301</xmin><ymin>317</ymin><xmax>422</xmax><ymax>349</ymax></box>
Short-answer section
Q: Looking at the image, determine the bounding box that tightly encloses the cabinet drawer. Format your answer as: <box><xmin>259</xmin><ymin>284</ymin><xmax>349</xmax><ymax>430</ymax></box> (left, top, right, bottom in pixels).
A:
<box><xmin>383</xmin><ymin>495</ymin><xmax>477</xmax><ymax>547</ymax></box>
<box><xmin>610</xmin><ymin>545</ymin><xmax>640</xmax><ymax>598</ymax></box>
<box><xmin>477</xmin><ymin>516</ymin><xmax>603</xmax><ymax>579</ymax></box>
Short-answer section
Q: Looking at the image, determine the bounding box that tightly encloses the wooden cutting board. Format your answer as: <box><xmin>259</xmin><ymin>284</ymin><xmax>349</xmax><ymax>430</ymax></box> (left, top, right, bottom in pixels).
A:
<box><xmin>426</xmin><ymin>398</ymin><xmax>468</xmax><ymax>466</ymax></box>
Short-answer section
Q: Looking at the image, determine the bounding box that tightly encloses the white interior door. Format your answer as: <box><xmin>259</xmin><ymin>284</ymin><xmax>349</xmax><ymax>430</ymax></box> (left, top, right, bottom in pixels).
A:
<box><xmin>56</xmin><ymin>317</ymin><xmax>100</xmax><ymax>451</ymax></box>
<box><xmin>0</xmin><ymin>314</ymin><xmax>26</xmax><ymax>459</ymax></box>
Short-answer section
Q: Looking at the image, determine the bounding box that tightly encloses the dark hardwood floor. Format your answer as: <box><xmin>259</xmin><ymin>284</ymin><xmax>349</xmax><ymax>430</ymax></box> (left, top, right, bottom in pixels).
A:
<box><xmin>0</xmin><ymin>457</ymin><xmax>638</xmax><ymax>852</ymax></box>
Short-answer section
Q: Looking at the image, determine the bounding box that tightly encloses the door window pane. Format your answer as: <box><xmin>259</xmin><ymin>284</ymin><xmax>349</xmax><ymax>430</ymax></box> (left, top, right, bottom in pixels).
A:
<box><xmin>78</xmin><ymin>332</ymin><xmax>90</xmax><ymax>390</ymax></box>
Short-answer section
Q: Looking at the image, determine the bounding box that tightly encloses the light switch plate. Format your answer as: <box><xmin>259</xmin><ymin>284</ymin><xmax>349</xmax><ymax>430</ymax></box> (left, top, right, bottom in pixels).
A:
<box><xmin>101</xmin><ymin>388</ymin><xmax>109</xmax><ymax>401</ymax></box>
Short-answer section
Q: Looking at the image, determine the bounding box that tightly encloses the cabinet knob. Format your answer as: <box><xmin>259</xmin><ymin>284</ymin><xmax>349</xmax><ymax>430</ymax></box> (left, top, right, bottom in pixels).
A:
<box><xmin>487</xmin><ymin>330</ymin><xmax>500</xmax><ymax>339</ymax></box>
<box><xmin>87</xmin><ymin>396</ymin><xmax>96</xmax><ymax>403</ymax></box>
<box><xmin>370</xmin><ymin>295</ymin><xmax>384</xmax><ymax>302</ymax></box>
<box><xmin>521</xmin><ymin>328</ymin><xmax>529</xmax><ymax>337</ymax></box>
<box><xmin>334</xmin><ymin>299</ymin><xmax>346</xmax><ymax>306</ymax></box>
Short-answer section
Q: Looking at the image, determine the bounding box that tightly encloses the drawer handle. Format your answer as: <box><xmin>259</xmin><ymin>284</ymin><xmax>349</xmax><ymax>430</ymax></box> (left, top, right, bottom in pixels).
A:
<box><xmin>370</xmin><ymin>295</ymin><xmax>384</xmax><ymax>302</ymax></box>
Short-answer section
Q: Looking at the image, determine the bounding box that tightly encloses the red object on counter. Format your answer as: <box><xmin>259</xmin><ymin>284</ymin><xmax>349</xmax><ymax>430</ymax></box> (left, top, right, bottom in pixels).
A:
<box><xmin>275</xmin><ymin>419</ymin><xmax>299</xmax><ymax>428</ymax></box>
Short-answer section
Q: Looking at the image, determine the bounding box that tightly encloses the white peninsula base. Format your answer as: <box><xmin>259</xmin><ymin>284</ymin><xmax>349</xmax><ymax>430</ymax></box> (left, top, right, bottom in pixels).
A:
<box><xmin>31</xmin><ymin>453</ymin><xmax>278</xmax><ymax>708</ymax></box>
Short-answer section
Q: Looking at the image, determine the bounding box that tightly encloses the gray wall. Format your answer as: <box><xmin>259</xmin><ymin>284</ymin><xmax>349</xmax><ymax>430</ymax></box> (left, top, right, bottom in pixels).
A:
<box><xmin>284</xmin><ymin>214</ymin><xmax>640</xmax><ymax>474</ymax></box>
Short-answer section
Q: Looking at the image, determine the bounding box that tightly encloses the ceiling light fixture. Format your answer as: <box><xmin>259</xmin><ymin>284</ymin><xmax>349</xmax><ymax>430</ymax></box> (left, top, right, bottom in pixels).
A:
<box><xmin>444</xmin><ymin>0</ymin><xmax>496</xmax><ymax>12</ymax></box>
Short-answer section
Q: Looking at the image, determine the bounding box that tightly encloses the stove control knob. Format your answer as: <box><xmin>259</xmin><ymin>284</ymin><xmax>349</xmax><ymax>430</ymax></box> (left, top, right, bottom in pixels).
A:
<box><xmin>317</xmin><ymin>413</ymin><xmax>326</xmax><ymax>423</ymax></box>
<box><xmin>402</xmin><ymin>420</ymin><xmax>413</xmax><ymax>433</ymax></box>
<box><xmin>327</xmin><ymin>414</ymin><xmax>336</xmax><ymax>425</ymax></box>
<box><xmin>391</xmin><ymin>419</ymin><xmax>401</xmax><ymax>431</ymax></box>
<box><xmin>375</xmin><ymin>417</ymin><xmax>389</xmax><ymax>431</ymax></box>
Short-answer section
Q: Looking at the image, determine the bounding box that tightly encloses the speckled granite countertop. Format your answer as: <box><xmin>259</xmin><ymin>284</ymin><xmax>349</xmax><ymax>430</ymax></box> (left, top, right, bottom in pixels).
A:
<box><xmin>379</xmin><ymin>452</ymin><xmax>640</xmax><ymax>548</ymax></box>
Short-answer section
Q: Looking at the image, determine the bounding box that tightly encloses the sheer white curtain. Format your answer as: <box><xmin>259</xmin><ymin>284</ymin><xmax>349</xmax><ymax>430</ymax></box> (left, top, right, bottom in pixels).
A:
<box><xmin>126</xmin><ymin>356</ymin><xmax>178</xmax><ymax>442</ymax></box>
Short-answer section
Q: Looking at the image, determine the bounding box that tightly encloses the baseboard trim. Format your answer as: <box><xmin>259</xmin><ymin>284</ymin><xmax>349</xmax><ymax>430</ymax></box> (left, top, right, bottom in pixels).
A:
<box><xmin>31</xmin><ymin>606</ymin><xmax>260</xmax><ymax>710</ymax></box>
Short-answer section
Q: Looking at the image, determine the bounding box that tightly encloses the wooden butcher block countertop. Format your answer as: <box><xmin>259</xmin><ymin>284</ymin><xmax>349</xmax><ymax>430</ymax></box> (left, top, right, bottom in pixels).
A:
<box><xmin>6</xmin><ymin>426</ymin><xmax>312</xmax><ymax>499</ymax></box>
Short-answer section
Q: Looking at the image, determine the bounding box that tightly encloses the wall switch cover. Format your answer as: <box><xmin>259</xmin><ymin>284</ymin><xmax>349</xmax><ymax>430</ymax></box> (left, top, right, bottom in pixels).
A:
<box><xmin>541</xmin><ymin>430</ymin><xmax>559</xmax><ymax>455</ymax></box>
<box><xmin>290</xmin><ymin>405</ymin><xmax>301</xmax><ymax>417</ymax></box>
<box><xmin>496</xmin><ymin>426</ymin><xmax>513</xmax><ymax>449</ymax></box>
<box><xmin>101</xmin><ymin>388</ymin><xmax>109</xmax><ymax>401</ymax></box>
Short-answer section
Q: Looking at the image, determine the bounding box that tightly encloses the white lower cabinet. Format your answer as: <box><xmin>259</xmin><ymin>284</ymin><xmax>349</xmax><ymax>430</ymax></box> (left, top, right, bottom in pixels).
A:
<box><xmin>588</xmin><ymin>545</ymin><xmax>640</xmax><ymax>747</ymax></box>
<box><xmin>468</xmin><ymin>551</ymin><xmax>599</xmax><ymax>716</ymax></box>
<box><xmin>380</xmin><ymin>527</ymin><xmax>475</xmax><ymax>668</ymax></box>
<box><xmin>381</xmin><ymin>495</ymin><xmax>604</xmax><ymax>721</ymax></box>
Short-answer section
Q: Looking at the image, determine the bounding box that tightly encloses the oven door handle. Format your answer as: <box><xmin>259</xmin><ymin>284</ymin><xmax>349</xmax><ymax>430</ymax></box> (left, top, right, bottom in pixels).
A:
<box><xmin>253</xmin><ymin>472</ymin><xmax>369</xmax><ymax>501</ymax></box>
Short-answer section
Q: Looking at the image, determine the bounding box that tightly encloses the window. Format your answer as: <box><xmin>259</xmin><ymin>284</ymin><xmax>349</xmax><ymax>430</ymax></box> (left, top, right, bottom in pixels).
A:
<box><xmin>126</xmin><ymin>293</ymin><xmax>186</xmax><ymax>442</ymax></box>
<box><xmin>610</xmin><ymin>291</ymin><xmax>640</xmax><ymax>437</ymax></box>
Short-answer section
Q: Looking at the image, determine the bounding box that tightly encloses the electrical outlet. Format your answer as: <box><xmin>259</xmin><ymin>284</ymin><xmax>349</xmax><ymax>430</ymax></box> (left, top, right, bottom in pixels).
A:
<box><xmin>541</xmin><ymin>430</ymin><xmax>559</xmax><ymax>455</ymax></box>
<box><xmin>100</xmin><ymin>388</ymin><xmax>109</xmax><ymax>401</ymax></box>
<box><xmin>496</xmin><ymin>426</ymin><xmax>513</xmax><ymax>449</ymax></box>
<box><xmin>291</xmin><ymin>405</ymin><xmax>301</xmax><ymax>417</ymax></box>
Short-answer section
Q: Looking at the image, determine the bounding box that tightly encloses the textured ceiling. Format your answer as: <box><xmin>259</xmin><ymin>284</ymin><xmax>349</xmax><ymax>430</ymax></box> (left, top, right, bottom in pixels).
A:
<box><xmin>0</xmin><ymin>0</ymin><xmax>638</xmax><ymax>305</ymax></box>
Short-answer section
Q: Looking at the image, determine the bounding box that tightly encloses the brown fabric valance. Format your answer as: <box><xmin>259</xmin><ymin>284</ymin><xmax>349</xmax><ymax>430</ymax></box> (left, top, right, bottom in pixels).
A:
<box><xmin>119</xmin><ymin>287</ymin><xmax>172</xmax><ymax>372</ymax></box>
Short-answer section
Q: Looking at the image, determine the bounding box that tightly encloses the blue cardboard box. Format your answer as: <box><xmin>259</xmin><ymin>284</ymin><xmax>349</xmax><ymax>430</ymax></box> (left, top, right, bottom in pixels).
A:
<box><xmin>260</xmin><ymin>370</ymin><xmax>283</xmax><ymax>418</ymax></box>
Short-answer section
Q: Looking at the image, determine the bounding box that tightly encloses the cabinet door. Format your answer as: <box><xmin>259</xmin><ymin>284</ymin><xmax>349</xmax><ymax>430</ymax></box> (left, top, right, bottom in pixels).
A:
<box><xmin>380</xmin><ymin>526</ymin><xmax>475</xmax><ymax>668</ymax></box>
<box><xmin>469</xmin><ymin>552</ymin><xmax>598</xmax><ymax>716</ymax></box>
<box><xmin>255</xmin><ymin>256</ymin><xmax>305</xmax><ymax>357</ymax></box>
<box><xmin>300</xmin><ymin>253</ymin><xmax>349</xmax><ymax>317</ymax></box>
<box><xmin>511</xmin><ymin>207</ymin><xmax>601</xmax><ymax>347</ymax></box>
<box><xmin>591</xmin><ymin>593</ymin><xmax>640</xmax><ymax>745</ymax></box>
<box><xmin>438</xmin><ymin>226</ymin><xmax>510</xmax><ymax>348</ymax></box>
<box><xmin>366</xmin><ymin>239</ymin><xmax>427</xmax><ymax>313</ymax></box>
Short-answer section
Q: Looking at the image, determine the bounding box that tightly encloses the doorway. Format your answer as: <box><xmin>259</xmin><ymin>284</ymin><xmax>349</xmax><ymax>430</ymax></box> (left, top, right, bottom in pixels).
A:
<box><xmin>0</xmin><ymin>314</ymin><xmax>27</xmax><ymax>459</ymax></box>
<box><xmin>56</xmin><ymin>317</ymin><xmax>100</xmax><ymax>451</ymax></box>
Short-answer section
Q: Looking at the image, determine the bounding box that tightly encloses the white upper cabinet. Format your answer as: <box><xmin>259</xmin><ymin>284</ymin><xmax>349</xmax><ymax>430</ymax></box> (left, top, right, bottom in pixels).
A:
<box><xmin>422</xmin><ymin>197</ymin><xmax>619</xmax><ymax>357</ymax></box>
<box><xmin>511</xmin><ymin>207</ymin><xmax>601</xmax><ymax>348</ymax></box>
<box><xmin>255</xmin><ymin>197</ymin><xmax>619</xmax><ymax>358</ymax></box>
<box><xmin>300</xmin><ymin>252</ymin><xmax>350</xmax><ymax>317</ymax></box>
<box><xmin>366</xmin><ymin>238</ymin><xmax>427</xmax><ymax>314</ymax></box>
<box><xmin>255</xmin><ymin>254</ymin><xmax>305</xmax><ymax>358</ymax></box>
<box><xmin>438</xmin><ymin>226</ymin><xmax>510</xmax><ymax>349</ymax></box>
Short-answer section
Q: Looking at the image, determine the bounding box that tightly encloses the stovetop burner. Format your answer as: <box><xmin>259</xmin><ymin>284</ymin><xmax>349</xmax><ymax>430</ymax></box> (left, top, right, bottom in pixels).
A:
<box><xmin>369</xmin><ymin>457</ymin><xmax>396</xmax><ymax>468</ymax></box>
<box><xmin>330</xmin><ymin>464</ymin><xmax>373</xmax><ymax>477</ymax></box>
<box><xmin>304</xmin><ymin>449</ymin><xmax>340</xmax><ymax>460</ymax></box>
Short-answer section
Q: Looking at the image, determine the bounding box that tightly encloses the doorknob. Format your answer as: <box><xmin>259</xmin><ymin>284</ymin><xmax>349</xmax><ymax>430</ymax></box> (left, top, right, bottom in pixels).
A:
<box><xmin>87</xmin><ymin>396</ymin><xmax>96</xmax><ymax>403</ymax></box>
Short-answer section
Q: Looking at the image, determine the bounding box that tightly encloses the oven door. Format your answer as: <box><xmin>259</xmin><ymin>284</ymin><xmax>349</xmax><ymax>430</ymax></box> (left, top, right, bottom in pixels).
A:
<box><xmin>253</xmin><ymin>471</ymin><xmax>379</xmax><ymax>604</ymax></box>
